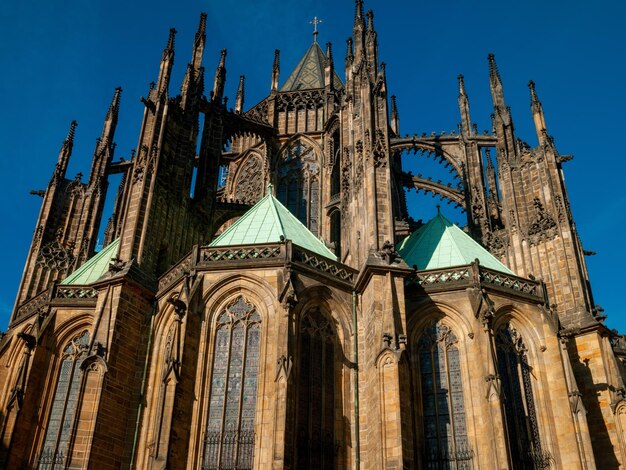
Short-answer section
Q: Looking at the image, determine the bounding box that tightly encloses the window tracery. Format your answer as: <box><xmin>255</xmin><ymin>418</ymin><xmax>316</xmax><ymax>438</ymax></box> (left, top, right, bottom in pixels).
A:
<box><xmin>233</xmin><ymin>155</ymin><xmax>263</xmax><ymax>204</ymax></box>
<box><xmin>276</xmin><ymin>139</ymin><xmax>320</xmax><ymax>235</ymax></box>
<box><xmin>417</xmin><ymin>322</ymin><xmax>472</xmax><ymax>469</ymax></box>
<box><xmin>295</xmin><ymin>308</ymin><xmax>336</xmax><ymax>469</ymax></box>
<box><xmin>202</xmin><ymin>297</ymin><xmax>261</xmax><ymax>470</ymax></box>
<box><xmin>495</xmin><ymin>324</ymin><xmax>551</xmax><ymax>469</ymax></box>
<box><xmin>39</xmin><ymin>331</ymin><xmax>90</xmax><ymax>469</ymax></box>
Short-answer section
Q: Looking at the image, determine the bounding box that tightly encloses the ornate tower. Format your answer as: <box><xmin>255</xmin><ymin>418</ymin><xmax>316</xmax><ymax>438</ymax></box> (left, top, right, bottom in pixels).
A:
<box><xmin>12</xmin><ymin>87</ymin><xmax>121</xmax><ymax>311</ymax></box>
<box><xmin>486</xmin><ymin>56</ymin><xmax>595</xmax><ymax>328</ymax></box>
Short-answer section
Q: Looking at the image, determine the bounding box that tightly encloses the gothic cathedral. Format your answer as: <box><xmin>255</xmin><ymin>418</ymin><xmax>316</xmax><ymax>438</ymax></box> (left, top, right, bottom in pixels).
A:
<box><xmin>1</xmin><ymin>2</ymin><xmax>625</xmax><ymax>469</ymax></box>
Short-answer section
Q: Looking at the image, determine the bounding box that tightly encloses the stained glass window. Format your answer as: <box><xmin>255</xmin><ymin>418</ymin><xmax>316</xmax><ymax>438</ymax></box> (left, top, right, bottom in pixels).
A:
<box><xmin>39</xmin><ymin>331</ymin><xmax>90</xmax><ymax>469</ymax></box>
<box><xmin>496</xmin><ymin>324</ymin><xmax>551</xmax><ymax>469</ymax></box>
<box><xmin>417</xmin><ymin>322</ymin><xmax>472</xmax><ymax>469</ymax></box>
<box><xmin>202</xmin><ymin>297</ymin><xmax>261</xmax><ymax>470</ymax></box>
<box><xmin>296</xmin><ymin>308</ymin><xmax>335</xmax><ymax>469</ymax></box>
<box><xmin>277</xmin><ymin>139</ymin><xmax>320</xmax><ymax>235</ymax></box>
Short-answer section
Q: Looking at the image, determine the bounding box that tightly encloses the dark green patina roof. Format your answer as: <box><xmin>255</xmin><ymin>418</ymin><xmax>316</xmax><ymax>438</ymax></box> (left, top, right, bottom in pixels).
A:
<box><xmin>61</xmin><ymin>238</ymin><xmax>120</xmax><ymax>285</ymax></box>
<box><xmin>281</xmin><ymin>42</ymin><xmax>343</xmax><ymax>91</ymax></box>
<box><xmin>398</xmin><ymin>213</ymin><xmax>514</xmax><ymax>274</ymax></box>
<box><xmin>210</xmin><ymin>190</ymin><xmax>337</xmax><ymax>260</ymax></box>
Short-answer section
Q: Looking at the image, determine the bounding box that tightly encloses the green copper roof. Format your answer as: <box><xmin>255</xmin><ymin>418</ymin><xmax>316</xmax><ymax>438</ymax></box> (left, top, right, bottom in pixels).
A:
<box><xmin>397</xmin><ymin>213</ymin><xmax>514</xmax><ymax>274</ymax></box>
<box><xmin>209</xmin><ymin>190</ymin><xmax>337</xmax><ymax>260</ymax></box>
<box><xmin>281</xmin><ymin>42</ymin><xmax>343</xmax><ymax>91</ymax></box>
<box><xmin>62</xmin><ymin>238</ymin><xmax>120</xmax><ymax>285</ymax></box>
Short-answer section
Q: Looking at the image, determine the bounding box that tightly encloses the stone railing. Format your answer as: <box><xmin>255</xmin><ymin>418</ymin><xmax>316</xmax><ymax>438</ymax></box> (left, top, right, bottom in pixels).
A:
<box><xmin>198</xmin><ymin>244</ymin><xmax>284</xmax><ymax>264</ymax></box>
<box><xmin>479</xmin><ymin>267</ymin><xmax>543</xmax><ymax>298</ymax></box>
<box><xmin>53</xmin><ymin>285</ymin><xmax>98</xmax><ymax>301</ymax></box>
<box><xmin>414</xmin><ymin>266</ymin><xmax>472</xmax><ymax>287</ymax></box>
<box><xmin>158</xmin><ymin>251</ymin><xmax>194</xmax><ymax>292</ymax></box>
<box><xmin>292</xmin><ymin>246</ymin><xmax>357</xmax><ymax>285</ymax></box>
<box><xmin>156</xmin><ymin>242</ymin><xmax>357</xmax><ymax>293</ymax></box>
<box><xmin>11</xmin><ymin>288</ymin><xmax>51</xmax><ymax>326</ymax></box>
<box><xmin>410</xmin><ymin>262</ymin><xmax>544</xmax><ymax>302</ymax></box>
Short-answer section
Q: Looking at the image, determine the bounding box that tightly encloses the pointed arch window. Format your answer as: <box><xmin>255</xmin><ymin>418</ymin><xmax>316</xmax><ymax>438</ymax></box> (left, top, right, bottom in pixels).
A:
<box><xmin>233</xmin><ymin>154</ymin><xmax>263</xmax><ymax>205</ymax></box>
<box><xmin>495</xmin><ymin>324</ymin><xmax>551</xmax><ymax>469</ymax></box>
<box><xmin>202</xmin><ymin>297</ymin><xmax>261</xmax><ymax>470</ymax></box>
<box><xmin>39</xmin><ymin>331</ymin><xmax>89</xmax><ymax>469</ymax></box>
<box><xmin>295</xmin><ymin>308</ymin><xmax>335</xmax><ymax>469</ymax></box>
<box><xmin>277</xmin><ymin>139</ymin><xmax>320</xmax><ymax>235</ymax></box>
<box><xmin>417</xmin><ymin>322</ymin><xmax>472</xmax><ymax>468</ymax></box>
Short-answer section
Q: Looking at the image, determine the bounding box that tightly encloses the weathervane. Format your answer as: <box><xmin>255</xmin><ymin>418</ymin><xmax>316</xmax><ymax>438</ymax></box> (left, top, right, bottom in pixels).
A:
<box><xmin>309</xmin><ymin>16</ymin><xmax>322</xmax><ymax>43</ymax></box>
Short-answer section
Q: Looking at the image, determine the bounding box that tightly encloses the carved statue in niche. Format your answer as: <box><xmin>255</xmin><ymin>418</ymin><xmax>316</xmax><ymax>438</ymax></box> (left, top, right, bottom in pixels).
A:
<box><xmin>234</xmin><ymin>154</ymin><xmax>264</xmax><ymax>204</ymax></box>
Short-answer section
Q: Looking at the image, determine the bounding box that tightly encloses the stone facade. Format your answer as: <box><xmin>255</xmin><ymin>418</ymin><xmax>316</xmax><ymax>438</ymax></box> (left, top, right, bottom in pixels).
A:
<box><xmin>1</xmin><ymin>2</ymin><xmax>626</xmax><ymax>469</ymax></box>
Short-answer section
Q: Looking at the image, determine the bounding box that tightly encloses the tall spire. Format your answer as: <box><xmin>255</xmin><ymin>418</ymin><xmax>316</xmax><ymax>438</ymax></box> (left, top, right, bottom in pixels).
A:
<box><xmin>100</xmin><ymin>86</ymin><xmax>122</xmax><ymax>146</ymax></box>
<box><xmin>345</xmin><ymin>37</ymin><xmax>354</xmax><ymax>65</ymax></box>
<box><xmin>89</xmin><ymin>87</ymin><xmax>121</xmax><ymax>186</ymax></box>
<box><xmin>181</xmin><ymin>12</ymin><xmax>207</xmax><ymax>107</ymax></box>
<box><xmin>485</xmin><ymin>148</ymin><xmax>499</xmax><ymax>202</ymax></box>
<box><xmin>192</xmin><ymin>12</ymin><xmax>207</xmax><ymax>70</ymax></box>
<box><xmin>235</xmin><ymin>75</ymin><xmax>245</xmax><ymax>114</ymax></box>
<box><xmin>487</xmin><ymin>53</ymin><xmax>516</xmax><ymax>160</ymax></box>
<box><xmin>54</xmin><ymin>120</ymin><xmax>77</xmax><ymax>181</ymax></box>
<box><xmin>457</xmin><ymin>74</ymin><xmax>472</xmax><ymax>135</ymax></box>
<box><xmin>271</xmin><ymin>49</ymin><xmax>280</xmax><ymax>92</ymax></box>
<box><xmin>353</xmin><ymin>0</ymin><xmax>366</xmax><ymax>57</ymax></box>
<box><xmin>390</xmin><ymin>95</ymin><xmax>400</xmax><ymax>135</ymax></box>
<box><xmin>365</xmin><ymin>9</ymin><xmax>378</xmax><ymax>75</ymax></box>
<box><xmin>212</xmin><ymin>49</ymin><xmax>227</xmax><ymax>104</ymax></box>
<box><xmin>488</xmin><ymin>53</ymin><xmax>506</xmax><ymax>111</ymax></box>
<box><xmin>355</xmin><ymin>0</ymin><xmax>365</xmax><ymax>28</ymax></box>
<box><xmin>156</xmin><ymin>28</ymin><xmax>176</xmax><ymax>97</ymax></box>
<box><xmin>324</xmin><ymin>42</ymin><xmax>335</xmax><ymax>90</ymax></box>
<box><xmin>529</xmin><ymin>80</ymin><xmax>548</xmax><ymax>145</ymax></box>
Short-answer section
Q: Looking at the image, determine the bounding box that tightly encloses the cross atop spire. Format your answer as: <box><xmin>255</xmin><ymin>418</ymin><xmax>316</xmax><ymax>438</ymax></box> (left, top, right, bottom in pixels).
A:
<box><xmin>310</xmin><ymin>16</ymin><xmax>322</xmax><ymax>43</ymax></box>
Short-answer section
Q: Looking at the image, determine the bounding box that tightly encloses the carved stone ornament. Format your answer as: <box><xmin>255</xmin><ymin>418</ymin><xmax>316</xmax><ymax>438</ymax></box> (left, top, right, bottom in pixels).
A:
<box><xmin>341</xmin><ymin>158</ymin><xmax>351</xmax><ymax>212</ymax></box>
<box><xmin>372</xmin><ymin>129</ymin><xmax>387</xmax><ymax>168</ymax></box>
<box><xmin>275</xmin><ymin>354</ymin><xmax>293</xmax><ymax>382</ymax></box>
<box><xmin>379</xmin><ymin>240</ymin><xmax>399</xmax><ymax>265</ymax></box>
<box><xmin>485</xmin><ymin>373</ymin><xmax>501</xmax><ymax>400</ymax></box>
<box><xmin>527</xmin><ymin>197</ymin><xmax>558</xmax><ymax>245</ymax></box>
<box><xmin>471</xmin><ymin>185</ymin><xmax>484</xmax><ymax>221</ymax></box>
<box><xmin>484</xmin><ymin>230</ymin><xmax>508</xmax><ymax>258</ymax></box>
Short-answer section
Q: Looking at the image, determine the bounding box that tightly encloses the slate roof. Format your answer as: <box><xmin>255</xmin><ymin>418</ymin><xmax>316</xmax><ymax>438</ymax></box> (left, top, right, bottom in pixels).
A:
<box><xmin>280</xmin><ymin>42</ymin><xmax>343</xmax><ymax>91</ymax></box>
<box><xmin>209</xmin><ymin>189</ymin><xmax>337</xmax><ymax>260</ymax></box>
<box><xmin>61</xmin><ymin>238</ymin><xmax>120</xmax><ymax>285</ymax></box>
<box><xmin>397</xmin><ymin>212</ymin><xmax>514</xmax><ymax>274</ymax></box>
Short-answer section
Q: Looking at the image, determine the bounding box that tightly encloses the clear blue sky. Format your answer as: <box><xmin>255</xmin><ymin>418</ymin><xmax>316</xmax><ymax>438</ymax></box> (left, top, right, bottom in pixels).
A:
<box><xmin>1</xmin><ymin>0</ymin><xmax>624</xmax><ymax>332</ymax></box>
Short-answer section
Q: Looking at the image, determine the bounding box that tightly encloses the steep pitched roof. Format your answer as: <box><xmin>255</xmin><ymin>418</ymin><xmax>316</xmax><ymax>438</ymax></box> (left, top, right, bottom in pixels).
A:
<box><xmin>397</xmin><ymin>213</ymin><xmax>514</xmax><ymax>274</ymax></box>
<box><xmin>209</xmin><ymin>190</ymin><xmax>337</xmax><ymax>260</ymax></box>
<box><xmin>280</xmin><ymin>42</ymin><xmax>343</xmax><ymax>91</ymax></box>
<box><xmin>62</xmin><ymin>238</ymin><xmax>120</xmax><ymax>285</ymax></box>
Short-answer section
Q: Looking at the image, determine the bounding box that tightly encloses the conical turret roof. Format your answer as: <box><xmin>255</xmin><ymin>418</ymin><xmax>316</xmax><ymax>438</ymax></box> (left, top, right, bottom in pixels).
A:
<box><xmin>62</xmin><ymin>238</ymin><xmax>120</xmax><ymax>285</ymax></box>
<box><xmin>209</xmin><ymin>189</ymin><xmax>337</xmax><ymax>260</ymax></box>
<box><xmin>280</xmin><ymin>42</ymin><xmax>343</xmax><ymax>91</ymax></box>
<box><xmin>397</xmin><ymin>213</ymin><xmax>513</xmax><ymax>274</ymax></box>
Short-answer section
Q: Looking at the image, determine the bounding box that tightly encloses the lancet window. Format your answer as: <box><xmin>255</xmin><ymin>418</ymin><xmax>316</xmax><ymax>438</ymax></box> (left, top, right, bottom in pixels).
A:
<box><xmin>296</xmin><ymin>308</ymin><xmax>336</xmax><ymax>469</ymax></box>
<box><xmin>277</xmin><ymin>139</ymin><xmax>320</xmax><ymax>235</ymax></box>
<box><xmin>202</xmin><ymin>297</ymin><xmax>261</xmax><ymax>470</ymax></box>
<box><xmin>38</xmin><ymin>331</ymin><xmax>90</xmax><ymax>469</ymax></box>
<box><xmin>416</xmin><ymin>322</ymin><xmax>472</xmax><ymax>469</ymax></box>
<box><xmin>495</xmin><ymin>324</ymin><xmax>550</xmax><ymax>469</ymax></box>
